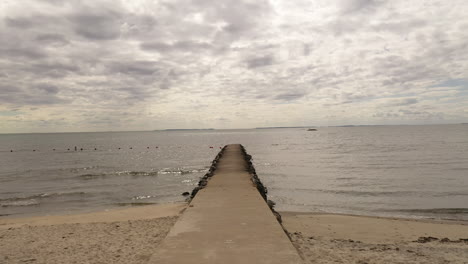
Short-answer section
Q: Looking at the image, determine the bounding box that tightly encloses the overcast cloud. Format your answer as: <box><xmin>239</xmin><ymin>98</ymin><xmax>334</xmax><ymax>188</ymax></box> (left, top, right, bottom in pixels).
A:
<box><xmin>0</xmin><ymin>0</ymin><xmax>467</xmax><ymax>132</ymax></box>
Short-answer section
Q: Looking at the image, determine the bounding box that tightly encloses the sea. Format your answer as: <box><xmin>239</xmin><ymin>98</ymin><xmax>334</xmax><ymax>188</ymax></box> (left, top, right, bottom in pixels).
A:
<box><xmin>1</xmin><ymin>124</ymin><xmax>468</xmax><ymax>220</ymax></box>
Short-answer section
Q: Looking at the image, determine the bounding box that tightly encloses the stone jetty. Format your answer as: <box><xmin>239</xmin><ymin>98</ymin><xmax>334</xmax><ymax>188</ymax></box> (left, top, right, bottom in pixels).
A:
<box><xmin>151</xmin><ymin>144</ymin><xmax>302</xmax><ymax>263</ymax></box>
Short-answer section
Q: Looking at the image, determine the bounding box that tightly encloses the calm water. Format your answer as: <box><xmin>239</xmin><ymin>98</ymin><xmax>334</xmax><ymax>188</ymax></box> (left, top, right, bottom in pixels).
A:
<box><xmin>1</xmin><ymin>125</ymin><xmax>468</xmax><ymax>220</ymax></box>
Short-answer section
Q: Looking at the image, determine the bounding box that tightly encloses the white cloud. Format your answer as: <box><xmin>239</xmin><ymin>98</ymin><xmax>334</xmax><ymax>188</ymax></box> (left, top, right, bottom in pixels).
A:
<box><xmin>0</xmin><ymin>0</ymin><xmax>468</xmax><ymax>133</ymax></box>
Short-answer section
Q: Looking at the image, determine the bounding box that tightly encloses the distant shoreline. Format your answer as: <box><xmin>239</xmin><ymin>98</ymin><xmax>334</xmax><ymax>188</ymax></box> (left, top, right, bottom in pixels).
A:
<box><xmin>0</xmin><ymin>123</ymin><xmax>466</xmax><ymax>134</ymax></box>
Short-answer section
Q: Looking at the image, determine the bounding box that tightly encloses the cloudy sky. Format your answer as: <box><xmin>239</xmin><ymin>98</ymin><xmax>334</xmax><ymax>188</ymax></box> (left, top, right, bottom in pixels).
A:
<box><xmin>1</xmin><ymin>0</ymin><xmax>467</xmax><ymax>133</ymax></box>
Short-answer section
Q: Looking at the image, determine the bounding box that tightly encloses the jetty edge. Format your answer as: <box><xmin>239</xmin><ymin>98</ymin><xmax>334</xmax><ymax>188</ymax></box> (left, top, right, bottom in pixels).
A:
<box><xmin>151</xmin><ymin>144</ymin><xmax>302</xmax><ymax>263</ymax></box>
<box><xmin>189</xmin><ymin>144</ymin><xmax>282</xmax><ymax>223</ymax></box>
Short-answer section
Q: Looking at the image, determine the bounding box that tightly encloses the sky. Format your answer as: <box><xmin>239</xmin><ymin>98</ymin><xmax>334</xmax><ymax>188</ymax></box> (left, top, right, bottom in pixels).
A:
<box><xmin>1</xmin><ymin>0</ymin><xmax>468</xmax><ymax>133</ymax></box>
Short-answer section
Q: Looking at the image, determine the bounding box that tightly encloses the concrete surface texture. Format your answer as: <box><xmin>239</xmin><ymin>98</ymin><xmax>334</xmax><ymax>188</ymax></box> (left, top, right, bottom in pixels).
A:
<box><xmin>151</xmin><ymin>144</ymin><xmax>302</xmax><ymax>263</ymax></box>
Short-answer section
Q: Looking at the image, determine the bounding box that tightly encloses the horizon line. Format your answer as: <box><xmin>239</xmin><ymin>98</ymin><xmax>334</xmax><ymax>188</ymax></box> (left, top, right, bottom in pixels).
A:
<box><xmin>0</xmin><ymin>123</ymin><xmax>465</xmax><ymax>135</ymax></box>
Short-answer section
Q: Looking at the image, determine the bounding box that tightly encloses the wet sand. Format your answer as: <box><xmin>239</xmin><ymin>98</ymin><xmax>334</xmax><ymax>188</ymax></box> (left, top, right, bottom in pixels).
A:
<box><xmin>1</xmin><ymin>204</ymin><xmax>468</xmax><ymax>263</ymax></box>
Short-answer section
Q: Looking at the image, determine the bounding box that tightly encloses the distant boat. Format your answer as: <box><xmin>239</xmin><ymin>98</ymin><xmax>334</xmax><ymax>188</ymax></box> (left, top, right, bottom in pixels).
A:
<box><xmin>307</xmin><ymin>128</ymin><xmax>317</xmax><ymax>131</ymax></box>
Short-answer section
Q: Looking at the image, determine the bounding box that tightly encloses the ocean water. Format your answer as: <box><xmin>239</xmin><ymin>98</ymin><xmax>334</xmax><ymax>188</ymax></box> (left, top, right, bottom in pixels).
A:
<box><xmin>1</xmin><ymin>125</ymin><xmax>468</xmax><ymax>220</ymax></box>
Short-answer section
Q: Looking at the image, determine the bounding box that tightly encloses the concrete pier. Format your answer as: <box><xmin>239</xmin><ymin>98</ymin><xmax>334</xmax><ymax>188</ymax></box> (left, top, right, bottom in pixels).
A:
<box><xmin>151</xmin><ymin>144</ymin><xmax>302</xmax><ymax>263</ymax></box>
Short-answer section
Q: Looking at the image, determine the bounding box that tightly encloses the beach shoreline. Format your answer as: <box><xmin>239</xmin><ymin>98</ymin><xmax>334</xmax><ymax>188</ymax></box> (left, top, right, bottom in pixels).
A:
<box><xmin>0</xmin><ymin>202</ymin><xmax>186</xmax><ymax>229</ymax></box>
<box><xmin>1</xmin><ymin>204</ymin><xmax>468</xmax><ymax>263</ymax></box>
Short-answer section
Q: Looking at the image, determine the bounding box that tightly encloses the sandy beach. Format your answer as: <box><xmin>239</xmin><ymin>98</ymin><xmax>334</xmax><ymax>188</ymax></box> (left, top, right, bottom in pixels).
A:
<box><xmin>282</xmin><ymin>212</ymin><xmax>468</xmax><ymax>263</ymax></box>
<box><xmin>0</xmin><ymin>203</ymin><xmax>185</xmax><ymax>264</ymax></box>
<box><xmin>2</xmin><ymin>204</ymin><xmax>468</xmax><ymax>263</ymax></box>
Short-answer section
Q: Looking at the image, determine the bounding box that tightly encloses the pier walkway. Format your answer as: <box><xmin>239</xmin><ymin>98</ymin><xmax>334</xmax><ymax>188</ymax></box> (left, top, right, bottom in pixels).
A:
<box><xmin>151</xmin><ymin>144</ymin><xmax>302</xmax><ymax>263</ymax></box>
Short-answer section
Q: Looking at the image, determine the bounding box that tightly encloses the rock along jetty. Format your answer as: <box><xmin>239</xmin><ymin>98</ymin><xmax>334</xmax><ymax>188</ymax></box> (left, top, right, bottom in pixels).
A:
<box><xmin>151</xmin><ymin>144</ymin><xmax>302</xmax><ymax>263</ymax></box>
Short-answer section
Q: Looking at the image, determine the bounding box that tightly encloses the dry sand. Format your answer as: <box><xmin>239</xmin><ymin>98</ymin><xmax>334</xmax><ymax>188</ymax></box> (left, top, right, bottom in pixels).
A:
<box><xmin>0</xmin><ymin>203</ymin><xmax>185</xmax><ymax>264</ymax></box>
<box><xmin>282</xmin><ymin>212</ymin><xmax>468</xmax><ymax>264</ymax></box>
<box><xmin>2</xmin><ymin>204</ymin><xmax>468</xmax><ymax>264</ymax></box>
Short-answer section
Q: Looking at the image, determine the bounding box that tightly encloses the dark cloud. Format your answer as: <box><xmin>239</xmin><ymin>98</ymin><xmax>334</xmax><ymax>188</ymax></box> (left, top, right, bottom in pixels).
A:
<box><xmin>69</xmin><ymin>11</ymin><xmax>122</xmax><ymax>40</ymax></box>
<box><xmin>325</xmin><ymin>18</ymin><xmax>365</xmax><ymax>36</ymax></box>
<box><xmin>383</xmin><ymin>98</ymin><xmax>419</xmax><ymax>107</ymax></box>
<box><xmin>36</xmin><ymin>33</ymin><xmax>69</xmax><ymax>46</ymax></box>
<box><xmin>159</xmin><ymin>69</ymin><xmax>181</xmax><ymax>90</ymax></box>
<box><xmin>397</xmin><ymin>109</ymin><xmax>445</xmax><ymax>119</ymax></box>
<box><xmin>194</xmin><ymin>0</ymin><xmax>272</xmax><ymax>37</ymax></box>
<box><xmin>4</xmin><ymin>14</ymin><xmax>61</xmax><ymax>29</ymax></box>
<box><xmin>108</xmin><ymin>61</ymin><xmax>160</xmax><ymax>76</ymax></box>
<box><xmin>1</xmin><ymin>85</ymin><xmax>21</xmax><ymax>93</ymax></box>
<box><xmin>112</xmin><ymin>87</ymin><xmax>155</xmax><ymax>102</ymax></box>
<box><xmin>0</xmin><ymin>84</ymin><xmax>69</xmax><ymax>106</ymax></box>
<box><xmin>140</xmin><ymin>41</ymin><xmax>213</xmax><ymax>53</ymax></box>
<box><xmin>372</xmin><ymin>55</ymin><xmax>444</xmax><ymax>89</ymax></box>
<box><xmin>245</xmin><ymin>55</ymin><xmax>274</xmax><ymax>68</ymax></box>
<box><xmin>22</xmin><ymin>61</ymin><xmax>81</xmax><ymax>78</ymax></box>
<box><xmin>432</xmin><ymin>79</ymin><xmax>468</xmax><ymax>88</ymax></box>
<box><xmin>303</xmin><ymin>44</ymin><xmax>311</xmax><ymax>56</ymax></box>
<box><xmin>274</xmin><ymin>91</ymin><xmax>306</xmax><ymax>101</ymax></box>
<box><xmin>35</xmin><ymin>84</ymin><xmax>60</xmax><ymax>94</ymax></box>
<box><xmin>339</xmin><ymin>0</ymin><xmax>379</xmax><ymax>14</ymax></box>
<box><xmin>5</xmin><ymin>17</ymin><xmax>35</xmax><ymax>28</ymax></box>
<box><xmin>324</xmin><ymin>3</ymin><xmax>423</xmax><ymax>36</ymax></box>
<box><xmin>0</xmin><ymin>46</ymin><xmax>47</xmax><ymax>59</ymax></box>
<box><xmin>371</xmin><ymin>19</ymin><xmax>427</xmax><ymax>33</ymax></box>
<box><xmin>36</xmin><ymin>0</ymin><xmax>67</xmax><ymax>6</ymax></box>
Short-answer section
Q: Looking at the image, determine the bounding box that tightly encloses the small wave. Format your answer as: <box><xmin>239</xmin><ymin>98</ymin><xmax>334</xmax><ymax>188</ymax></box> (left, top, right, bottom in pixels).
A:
<box><xmin>114</xmin><ymin>202</ymin><xmax>158</xmax><ymax>206</ymax></box>
<box><xmin>77</xmin><ymin>173</ymin><xmax>108</xmax><ymax>180</ymax></box>
<box><xmin>76</xmin><ymin>171</ymin><xmax>159</xmax><ymax>179</ymax></box>
<box><xmin>273</xmin><ymin>187</ymin><xmax>414</xmax><ymax>197</ymax></box>
<box><xmin>329</xmin><ymin>189</ymin><xmax>468</xmax><ymax>198</ymax></box>
<box><xmin>0</xmin><ymin>191</ymin><xmax>87</xmax><ymax>207</ymax></box>
<box><xmin>432</xmin><ymin>192</ymin><xmax>468</xmax><ymax>197</ymax></box>
<box><xmin>181</xmin><ymin>179</ymin><xmax>191</xmax><ymax>183</ymax></box>
<box><xmin>157</xmin><ymin>167</ymin><xmax>207</xmax><ymax>175</ymax></box>
<box><xmin>76</xmin><ymin>168</ymin><xmax>207</xmax><ymax>180</ymax></box>
<box><xmin>397</xmin><ymin>208</ymin><xmax>468</xmax><ymax>215</ymax></box>
<box><xmin>68</xmin><ymin>166</ymin><xmax>102</xmax><ymax>173</ymax></box>
<box><xmin>327</xmin><ymin>190</ymin><xmax>415</xmax><ymax>197</ymax></box>
<box><xmin>116</xmin><ymin>171</ymin><xmax>159</xmax><ymax>176</ymax></box>
<box><xmin>1</xmin><ymin>199</ymin><xmax>40</xmax><ymax>207</ymax></box>
<box><xmin>451</xmin><ymin>167</ymin><xmax>468</xmax><ymax>171</ymax></box>
<box><xmin>0</xmin><ymin>191</ymin><xmax>86</xmax><ymax>201</ymax></box>
<box><xmin>132</xmin><ymin>195</ymin><xmax>159</xmax><ymax>200</ymax></box>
